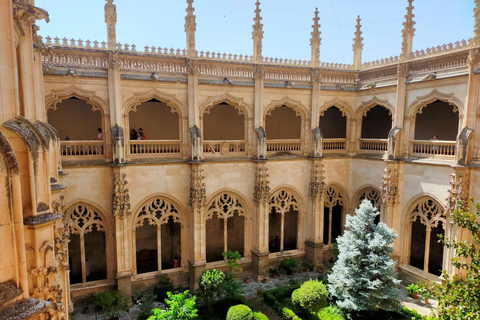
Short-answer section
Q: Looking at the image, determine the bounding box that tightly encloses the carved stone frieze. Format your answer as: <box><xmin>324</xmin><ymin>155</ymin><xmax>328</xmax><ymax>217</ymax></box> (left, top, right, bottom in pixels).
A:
<box><xmin>112</xmin><ymin>173</ymin><xmax>131</xmax><ymax>219</ymax></box>
<box><xmin>253</xmin><ymin>166</ymin><xmax>270</xmax><ymax>206</ymax></box>
<box><xmin>309</xmin><ymin>164</ymin><xmax>325</xmax><ymax>200</ymax></box>
<box><xmin>380</xmin><ymin>168</ymin><xmax>398</xmax><ymax>207</ymax></box>
<box><xmin>189</xmin><ymin>167</ymin><xmax>206</xmax><ymax>210</ymax></box>
<box><xmin>53</xmin><ymin>194</ymin><xmax>69</xmax><ymax>269</ymax></box>
<box><xmin>446</xmin><ymin>173</ymin><xmax>470</xmax><ymax>213</ymax></box>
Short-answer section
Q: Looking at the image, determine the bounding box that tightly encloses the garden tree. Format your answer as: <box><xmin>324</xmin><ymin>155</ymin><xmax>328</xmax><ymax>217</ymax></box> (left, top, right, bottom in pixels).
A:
<box><xmin>223</xmin><ymin>250</ymin><xmax>242</xmax><ymax>274</ymax></box>
<box><xmin>148</xmin><ymin>290</ymin><xmax>198</xmax><ymax>320</ymax></box>
<box><xmin>328</xmin><ymin>200</ymin><xmax>400</xmax><ymax>311</ymax></box>
<box><xmin>226</xmin><ymin>304</ymin><xmax>254</xmax><ymax>320</ymax></box>
<box><xmin>95</xmin><ymin>290</ymin><xmax>129</xmax><ymax>320</ymax></box>
<box><xmin>291</xmin><ymin>280</ymin><xmax>328</xmax><ymax>314</ymax></box>
<box><xmin>424</xmin><ymin>199</ymin><xmax>480</xmax><ymax>319</ymax></box>
<box><xmin>198</xmin><ymin>269</ymin><xmax>225</xmax><ymax>311</ymax></box>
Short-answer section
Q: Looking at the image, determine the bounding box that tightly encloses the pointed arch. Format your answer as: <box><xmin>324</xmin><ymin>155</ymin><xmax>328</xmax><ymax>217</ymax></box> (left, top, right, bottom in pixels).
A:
<box><xmin>319</xmin><ymin>98</ymin><xmax>352</xmax><ymax>118</ymax></box>
<box><xmin>65</xmin><ymin>200</ymin><xmax>112</xmax><ymax>234</ymax></box>
<box><xmin>352</xmin><ymin>185</ymin><xmax>381</xmax><ymax>209</ymax></box>
<box><xmin>206</xmin><ymin>189</ymin><xmax>250</xmax><ymax>220</ymax></box>
<box><xmin>356</xmin><ymin>96</ymin><xmax>395</xmax><ymax>120</ymax></box>
<box><xmin>199</xmin><ymin>93</ymin><xmax>251</xmax><ymax>119</ymax></box>
<box><xmin>123</xmin><ymin>88</ymin><xmax>186</xmax><ymax>117</ymax></box>
<box><xmin>324</xmin><ymin>183</ymin><xmax>349</xmax><ymax>209</ymax></box>
<box><xmin>269</xmin><ymin>185</ymin><xmax>305</xmax><ymax>212</ymax></box>
<box><xmin>407</xmin><ymin>89</ymin><xmax>463</xmax><ymax>119</ymax></box>
<box><xmin>323</xmin><ymin>183</ymin><xmax>349</xmax><ymax>245</ymax></box>
<box><xmin>264</xmin><ymin>96</ymin><xmax>309</xmax><ymax>120</ymax></box>
<box><xmin>45</xmin><ymin>85</ymin><xmax>109</xmax><ymax>115</ymax></box>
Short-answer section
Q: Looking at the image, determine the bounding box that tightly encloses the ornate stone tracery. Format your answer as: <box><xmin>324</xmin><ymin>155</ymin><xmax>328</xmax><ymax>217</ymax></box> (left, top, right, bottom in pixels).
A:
<box><xmin>409</xmin><ymin>198</ymin><xmax>445</xmax><ymax>229</ymax></box>
<box><xmin>358</xmin><ymin>187</ymin><xmax>381</xmax><ymax>209</ymax></box>
<box><xmin>206</xmin><ymin>193</ymin><xmax>245</xmax><ymax>220</ymax></box>
<box><xmin>324</xmin><ymin>186</ymin><xmax>345</xmax><ymax>209</ymax></box>
<box><xmin>112</xmin><ymin>173</ymin><xmax>131</xmax><ymax>219</ymax></box>
<box><xmin>253</xmin><ymin>167</ymin><xmax>270</xmax><ymax>206</ymax></box>
<box><xmin>309</xmin><ymin>164</ymin><xmax>325</xmax><ymax>200</ymax></box>
<box><xmin>269</xmin><ymin>189</ymin><xmax>299</xmax><ymax>215</ymax></box>
<box><xmin>446</xmin><ymin>173</ymin><xmax>469</xmax><ymax>212</ymax></box>
<box><xmin>381</xmin><ymin>168</ymin><xmax>398</xmax><ymax>207</ymax></box>
<box><xmin>67</xmin><ymin>204</ymin><xmax>105</xmax><ymax>235</ymax></box>
<box><xmin>134</xmin><ymin>197</ymin><xmax>181</xmax><ymax>227</ymax></box>
<box><xmin>52</xmin><ymin>194</ymin><xmax>69</xmax><ymax>269</ymax></box>
<box><xmin>189</xmin><ymin>167</ymin><xmax>206</xmax><ymax>209</ymax></box>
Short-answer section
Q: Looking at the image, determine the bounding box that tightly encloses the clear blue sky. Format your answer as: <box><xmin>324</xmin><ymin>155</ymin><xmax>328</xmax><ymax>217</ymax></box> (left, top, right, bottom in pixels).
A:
<box><xmin>37</xmin><ymin>0</ymin><xmax>475</xmax><ymax>64</ymax></box>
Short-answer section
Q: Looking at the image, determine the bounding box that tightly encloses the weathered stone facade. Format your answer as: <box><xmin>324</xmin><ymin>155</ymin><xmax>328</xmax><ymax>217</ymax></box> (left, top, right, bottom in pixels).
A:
<box><xmin>2</xmin><ymin>0</ymin><xmax>480</xmax><ymax>318</ymax></box>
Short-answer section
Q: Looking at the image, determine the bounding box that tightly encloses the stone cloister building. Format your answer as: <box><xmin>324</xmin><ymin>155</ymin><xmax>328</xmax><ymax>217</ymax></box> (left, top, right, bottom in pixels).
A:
<box><xmin>1</xmin><ymin>0</ymin><xmax>480</xmax><ymax>318</ymax></box>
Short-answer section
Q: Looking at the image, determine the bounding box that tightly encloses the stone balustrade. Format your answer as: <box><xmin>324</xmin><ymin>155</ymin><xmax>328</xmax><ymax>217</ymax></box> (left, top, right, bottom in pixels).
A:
<box><xmin>322</xmin><ymin>138</ymin><xmax>347</xmax><ymax>152</ymax></box>
<box><xmin>128</xmin><ymin>140</ymin><xmax>182</xmax><ymax>156</ymax></box>
<box><xmin>266</xmin><ymin>139</ymin><xmax>302</xmax><ymax>154</ymax></box>
<box><xmin>411</xmin><ymin>140</ymin><xmax>456</xmax><ymax>157</ymax></box>
<box><xmin>359</xmin><ymin>139</ymin><xmax>388</xmax><ymax>152</ymax></box>
<box><xmin>203</xmin><ymin>140</ymin><xmax>246</xmax><ymax>156</ymax></box>
<box><xmin>60</xmin><ymin>141</ymin><xmax>105</xmax><ymax>157</ymax></box>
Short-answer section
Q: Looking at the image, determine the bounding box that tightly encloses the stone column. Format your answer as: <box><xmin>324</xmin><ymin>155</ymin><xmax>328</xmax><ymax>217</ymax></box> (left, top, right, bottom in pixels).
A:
<box><xmin>188</xmin><ymin>163</ymin><xmax>206</xmax><ymax>289</ymax></box>
<box><xmin>107</xmin><ymin>53</ymin><xmax>124</xmax><ymax>163</ymax></box>
<box><xmin>251</xmin><ymin>162</ymin><xmax>270</xmax><ymax>280</ymax></box>
<box><xmin>305</xmin><ymin>161</ymin><xmax>325</xmax><ymax>267</ymax></box>
<box><xmin>112</xmin><ymin>170</ymin><xmax>133</xmax><ymax>299</ymax></box>
<box><xmin>393</xmin><ymin>63</ymin><xmax>408</xmax><ymax>159</ymax></box>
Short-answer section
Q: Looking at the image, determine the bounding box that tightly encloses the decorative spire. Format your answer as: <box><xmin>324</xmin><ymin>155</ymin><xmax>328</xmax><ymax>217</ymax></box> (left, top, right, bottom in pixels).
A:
<box><xmin>185</xmin><ymin>0</ymin><xmax>197</xmax><ymax>58</ymax></box>
<box><xmin>310</xmin><ymin>8</ymin><xmax>321</xmax><ymax>67</ymax></box>
<box><xmin>474</xmin><ymin>0</ymin><xmax>480</xmax><ymax>45</ymax></box>
<box><xmin>252</xmin><ymin>1</ymin><xmax>264</xmax><ymax>62</ymax></box>
<box><xmin>352</xmin><ymin>15</ymin><xmax>363</xmax><ymax>69</ymax></box>
<box><xmin>104</xmin><ymin>0</ymin><xmax>117</xmax><ymax>50</ymax></box>
<box><xmin>401</xmin><ymin>0</ymin><xmax>415</xmax><ymax>60</ymax></box>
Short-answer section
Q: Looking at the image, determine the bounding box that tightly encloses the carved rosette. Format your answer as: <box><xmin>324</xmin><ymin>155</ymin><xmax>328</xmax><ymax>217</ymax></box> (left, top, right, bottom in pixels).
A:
<box><xmin>189</xmin><ymin>167</ymin><xmax>206</xmax><ymax>210</ymax></box>
<box><xmin>52</xmin><ymin>194</ymin><xmax>69</xmax><ymax>269</ymax></box>
<box><xmin>446</xmin><ymin>173</ymin><xmax>469</xmax><ymax>213</ymax></box>
<box><xmin>112</xmin><ymin>173</ymin><xmax>131</xmax><ymax>219</ymax></box>
<box><xmin>309</xmin><ymin>164</ymin><xmax>325</xmax><ymax>200</ymax></box>
<box><xmin>380</xmin><ymin>168</ymin><xmax>398</xmax><ymax>207</ymax></box>
<box><xmin>253</xmin><ymin>167</ymin><xmax>270</xmax><ymax>206</ymax></box>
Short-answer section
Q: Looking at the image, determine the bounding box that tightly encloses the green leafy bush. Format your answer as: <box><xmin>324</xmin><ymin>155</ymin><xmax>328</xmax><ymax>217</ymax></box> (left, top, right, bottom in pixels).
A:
<box><xmin>154</xmin><ymin>275</ymin><xmax>175</xmax><ymax>302</ymax></box>
<box><xmin>406</xmin><ymin>283</ymin><xmax>420</xmax><ymax>295</ymax></box>
<box><xmin>198</xmin><ymin>269</ymin><xmax>225</xmax><ymax>311</ymax></box>
<box><xmin>253</xmin><ymin>311</ymin><xmax>269</xmax><ymax>320</ymax></box>
<box><xmin>279</xmin><ymin>257</ymin><xmax>299</xmax><ymax>275</ymax></box>
<box><xmin>149</xmin><ymin>290</ymin><xmax>197</xmax><ymax>320</ymax></box>
<box><xmin>223</xmin><ymin>250</ymin><xmax>242</xmax><ymax>274</ymax></box>
<box><xmin>282</xmin><ymin>307</ymin><xmax>300</xmax><ymax>320</ymax></box>
<box><xmin>317</xmin><ymin>306</ymin><xmax>345</xmax><ymax>320</ymax></box>
<box><xmin>291</xmin><ymin>280</ymin><xmax>328</xmax><ymax>314</ymax></box>
<box><xmin>401</xmin><ymin>307</ymin><xmax>426</xmax><ymax>320</ymax></box>
<box><xmin>226</xmin><ymin>304</ymin><xmax>254</xmax><ymax>320</ymax></box>
<box><xmin>95</xmin><ymin>290</ymin><xmax>128</xmax><ymax>319</ymax></box>
<box><xmin>137</xmin><ymin>293</ymin><xmax>157</xmax><ymax>320</ymax></box>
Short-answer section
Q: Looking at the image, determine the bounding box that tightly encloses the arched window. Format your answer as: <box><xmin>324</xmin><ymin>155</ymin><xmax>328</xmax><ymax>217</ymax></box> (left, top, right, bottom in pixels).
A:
<box><xmin>357</xmin><ymin>188</ymin><xmax>381</xmax><ymax>224</ymax></box>
<box><xmin>206</xmin><ymin>193</ymin><xmax>246</xmax><ymax>262</ymax></box>
<box><xmin>269</xmin><ymin>190</ymin><xmax>299</xmax><ymax>253</ymax></box>
<box><xmin>323</xmin><ymin>186</ymin><xmax>345</xmax><ymax>245</ymax></box>
<box><xmin>408</xmin><ymin>198</ymin><xmax>445</xmax><ymax>276</ymax></box>
<box><xmin>414</xmin><ymin>100</ymin><xmax>459</xmax><ymax>141</ymax></box>
<box><xmin>134</xmin><ymin>197</ymin><xmax>182</xmax><ymax>274</ymax></box>
<box><xmin>265</xmin><ymin>106</ymin><xmax>303</xmax><ymax>154</ymax></box>
<box><xmin>319</xmin><ymin>106</ymin><xmax>347</xmax><ymax>139</ymax></box>
<box><xmin>361</xmin><ymin>105</ymin><xmax>392</xmax><ymax>139</ymax></box>
<box><xmin>67</xmin><ymin>204</ymin><xmax>107</xmax><ymax>284</ymax></box>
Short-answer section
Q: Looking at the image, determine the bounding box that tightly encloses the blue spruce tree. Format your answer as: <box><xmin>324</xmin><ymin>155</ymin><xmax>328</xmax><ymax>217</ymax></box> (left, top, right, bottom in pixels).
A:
<box><xmin>328</xmin><ymin>199</ymin><xmax>400</xmax><ymax>311</ymax></box>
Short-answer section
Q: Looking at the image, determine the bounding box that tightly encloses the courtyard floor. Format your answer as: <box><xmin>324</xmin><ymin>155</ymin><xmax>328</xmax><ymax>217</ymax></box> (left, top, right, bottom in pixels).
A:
<box><xmin>72</xmin><ymin>273</ymin><xmax>436</xmax><ymax>320</ymax></box>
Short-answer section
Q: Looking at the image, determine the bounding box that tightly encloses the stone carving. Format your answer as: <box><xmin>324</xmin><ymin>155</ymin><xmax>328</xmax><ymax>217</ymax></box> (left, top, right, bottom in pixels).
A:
<box><xmin>409</xmin><ymin>198</ymin><xmax>445</xmax><ymax>229</ymax></box>
<box><xmin>309</xmin><ymin>164</ymin><xmax>325</xmax><ymax>200</ymax></box>
<box><xmin>189</xmin><ymin>167</ymin><xmax>206</xmax><ymax>210</ymax></box>
<box><xmin>67</xmin><ymin>204</ymin><xmax>105</xmax><ymax>235</ymax></box>
<box><xmin>105</xmin><ymin>0</ymin><xmax>117</xmax><ymax>50</ymax></box>
<box><xmin>455</xmin><ymin>127</ymin><xmax>474</xmax><ymax>165</ymax></box>
<box><xmin>13</xmin><ymin>2</ymin><xmax>49</xmax><ymax>23</ymax></box>
<box><xmin>108</xmin><ymin>51</ymin><xmax>119</xmax><ymax>68</ymax></box>
<box><xmin>190</xmin><ymin>125</ymin><xmax>202</xmax><ymax>161</ymax></box>
<box><xmin>468</xmin><ymin>48</ymin><xmax>480</xmax><ymax>67</ymax></box>
<box><xmin>254</xmin><ymin>65</ymin><xmax>264</xmax><ymax>80</ymax></box>
<box><xmin>310</xmin><ymin>8</ymin><xmax>321</xmax><ymax>66</ymax></box>
<box><xmin>324</xmin><ymin>186</ymin><xmax>345</xmax><ymax>208</ymax></box>
<box><xmin>387</xmin><ymin>126</ymin><xmax>402</xmax><ymax>160</ymax></box>
<box><xmin>112</xmin><ymin>173</ymin><xmax>131</xmax><ymax>219</ymax></box>
<box><xmin>380</xmin><ymin>168</ymin><xmax>398</xmax><ymax>207</ymax></box>
<box><xmin>311</xmin><ymin>68</ymin><xmax>321</xmax><ymax>82</ymax></box>
<box><xmin>0</xmin><ymin>131</ymin><xmax>19</xmax><ymax>175</ymax></box>
<box><xmin>52</xmin><ymin>194</ymin><xmax>69</xmax><ymax>269</ymax></box>
<box><xmin>252</xmin><ymin>1</ymin><xmax>264</xmax><ymax>60</ymax></box>
<box><xmin>255</xmin><ymin>126</ymin><xmax>267</xmax><ymax>159</ymax></box>
<box><xmin>311</xmin><ymin>127</ymin><xmax>323</xmax><ymax>158</ymax></box>
<box><xmin>186</xmin><ymin>59</ymin><xmax>198</xmax><ymax>75</ymax></box>
<box><xmin>358</xmin><ymin>188</ymin><xmax>381</xmax><ymax>209</ymax></box>
<box><xmin>253</xmin><ymin>167</ymin><xmax>270</xmax><ymax>206</ymax></box>
<box><xmin>397</xmin><ymin>63</ymin><xmax>408</xmax><ymax>78</ymax></box>
<box><xmin>400</xmin><ymin>0</ymin><xmax>415</xmax><ymax>60</ymax></box>
<box><xmin>446</xmin><ymin>173</ymin><xmax>469</xmax><ymax>213</ymax></box>
<box><xmin>135</xmin><ymin>197</ymin><xmax>181</xmax><ymax>227</ymax></box>
<box><xmin>269</xmin><ymin>190</ymin><xmax>299</xmax><ymax>214</ymax></box>
<box><xmin>207</xmin><ymin>193</ymin><xmax>245</xmax><ymax>219</ymax></box>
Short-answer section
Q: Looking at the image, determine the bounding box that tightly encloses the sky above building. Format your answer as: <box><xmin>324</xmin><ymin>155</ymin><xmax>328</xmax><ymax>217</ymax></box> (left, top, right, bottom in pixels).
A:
<box><xmin>37</xmin><ymin>0</ymin><xmax>475</xmax><ymax>65</ymax></box>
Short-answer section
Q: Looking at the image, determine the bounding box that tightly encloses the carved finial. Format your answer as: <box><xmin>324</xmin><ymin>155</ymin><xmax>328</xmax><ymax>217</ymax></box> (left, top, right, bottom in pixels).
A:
<box><xmin>185</xmin><ymin>0</ymin><xmax>197</xmax><ymax>58</ymax></box>
<box><xmin>352</xmin><ymin>15</ymin><xmax>363</xmax><ymax>69</ymax></box>
<box><xmin>474</xmin><ymin>0</ymin><xmax>480</xmax><ymax>45</ymax></box>
<box><xmin>401</xmin><ymin>0</ymin><xmax>415</xmax><ymax>60</ymax></box>
<box><xmin>252</xmin><ymin>1</ymin><xmax>264</xmax><ymax>62</ymax></box>
<box><xmin>104</xmin><ymin>0</ymin><xmax>117</xmax><ymax>50</ymax></box>
<box><xmin>310</xmin><ymin>8</ymin><xmax>321</xmax><ymax>67</ymax></box>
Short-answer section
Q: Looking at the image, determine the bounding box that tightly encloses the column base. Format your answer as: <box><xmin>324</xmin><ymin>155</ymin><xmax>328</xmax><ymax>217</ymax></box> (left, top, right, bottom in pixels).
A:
<box><xmin>304</xmin><ymin>240</ymin><xmax>324</xmax><ymax>268</ymax></box>
<box><xmin>188</xmin><ymin>260</ymin><xmax>206</xmax><ymax>291</ymax></box>
<box><xmin>116</xmin><ymin>272</ymin><xmax>132</xmax><ymax>306</ymax></box>
<box><xmin>251</xmin><ymin>249</ymin><xmax>270</xmax><ymax>281</ymax></box>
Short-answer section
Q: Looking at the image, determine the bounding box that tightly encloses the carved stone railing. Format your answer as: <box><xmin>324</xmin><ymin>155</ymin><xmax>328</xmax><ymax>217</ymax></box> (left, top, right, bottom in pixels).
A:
<box><xmin>411</xmin><ymin>39</ymin><xmax>472</xmax><ymax>59</ymax></box>
<box><xmin>202</xmin><ymin>140</ymin><xmax>246</xmax><ymax>156</ymax></box>
<box><xmin>323</xmin><ymin>138</ymin><xmax>347</xmax><ymax>152</ymax></box>
<box><xmin>267</xmin><ymin>139</ymin><xmax>302</xmax><ymax>154</ymax></box>
<box><xmin>128</xmin><ymin>140</ymin><xmax>182</xmax><ymax>156</ymax></box>
<box><xmin>60</xmin><ymin>141</ymin><xmax>105</xmax><ymax>158</ymax></box>
<box><xmin>359</xmin><ymin>139</ymin><xmax>388</xmax><ymax>152</ymax></box>
<box><xmin>411</xmin><ymin>140</ymin><xmax>456</xmax><ymax>157</ymax></box>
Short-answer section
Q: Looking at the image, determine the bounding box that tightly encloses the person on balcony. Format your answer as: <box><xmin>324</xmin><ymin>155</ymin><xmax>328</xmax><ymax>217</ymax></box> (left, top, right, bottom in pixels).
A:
<box><xmin>139</xmin><ymin>128</ymin><xmax>147</xmax><ymax>140</ymax></box>
<box><xmin>430</xmin><ymin>135</ymin><xmax>439</xmax><ymax>154</ymax></box>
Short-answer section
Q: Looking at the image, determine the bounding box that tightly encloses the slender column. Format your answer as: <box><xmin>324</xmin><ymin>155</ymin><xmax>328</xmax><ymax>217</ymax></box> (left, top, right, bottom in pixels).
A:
<box><xmin>305</xmin><ymin>161</ymin><xmax>325</xmax><ymax>266</ymax></box>
<box><xmin>352</xmin><ymin>16</ymin><xmax>363</xmax><ymax>70</ymax></box>
<box><xmin>394</xmin><ymin>63</ymin><xmax>408</xmax><ymax>159</ymax></box>
<box><xmin>253</xmin><ymin>1</ymin><xmax>265</xmax><ymax>156</ymax></box>
<box><xmin>310</xmin><ymin>9</ymin><xmax>322</xmax><ymax>133</ymax></box>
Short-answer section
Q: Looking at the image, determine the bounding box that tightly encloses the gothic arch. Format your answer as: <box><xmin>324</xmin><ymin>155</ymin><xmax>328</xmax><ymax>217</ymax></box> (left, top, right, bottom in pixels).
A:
<box><xmin>123</xmin><ymin>88</ymin><xmax>186</xmax><ymax>118</ymax></box>
<box><xmin>319</xmin><ymin>98</ymin><xmax>352</xmax><ymax>118</ymax></box>
<box><xmin>65</xmin><ymin>200</ymin><xmax>112</xmax><ymax>234</ymax></box>
<box><xmin>45</xmin><ymin>85</ymin><xmax>109</xmax><ymax>116</ymax></box>
<box><xmin>407</xmin><ymin>89</ymin><xmax>464</xmax><ymax>119</ymax></box>
<box><xmin>269</xmin><ymin>186</ymin><xmax>305</xmax><ymax>212</ymax></box>
<box><xmin>355</xmin><ymin>96</ymin><xmax>395</xmax><ymax>121</ymax></box>
<box><xmin>131</xmin><ymin>194</ymin><xmax>186</xmax><ymax>227</ymax></box>
<box><xmin>66</xmin><ymin>202</ymin><xmax>108</xmax><ymax>235</ymax></box>
<box><xmin>206</xmin><ymin>190</ymin><xmax>250</xmax><ymax>220</ymax></box>
<box><xmin>264</xmin><ymin>96</ymin><xmax>310</xmax><ymax>121</ymax></box>
<box><xmin>402</xmin><ymin>193</ymin><xmax>446</xmax><ymax>229</ymax></box>
<box><xmin>352</xmin><ymin>185</ymin><xmax>381</xmax><ymax>210</ymax></box>
<box><xmin>199</xmin><ymin>93</ymin><xmax>251</xmax><ymax>119</ymax></box>
<box><xmin>324</xmin><ymin>183</ymin><xmax>349</xmax><ymax>209</ymax></box>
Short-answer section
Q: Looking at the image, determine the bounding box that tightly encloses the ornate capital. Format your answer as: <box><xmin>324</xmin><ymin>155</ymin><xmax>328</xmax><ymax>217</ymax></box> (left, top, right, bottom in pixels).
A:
<box><xmin>112</xmin><ymin>173</ymin><xmax>131</xmax><ymax>219</ymax></box>
<box><xmin>108</xmin><ymin>52</ymin><xmax>119</xmax><ymax>68</ymax></box>
<box><xmin>254</xmin><ymin>65</ymin><xmax>264</xmax><ymax>80</ymax></box>
<box><xmin>381</xmin><ymin>168</ymin><xmax>398</xmax><ymax>207</ymax></box>
<box><xmin>187</xmin><ymin>59</ymin><xmax>198</xmax><ymax>75</ymax></box>
<box><xmin>311</xmin><ymin>68</ymin><xmax>321</xmax><ymax>83</ymax></box>
<box><xmin>397</xmin><ymin>63</ymin><xmax>409</xmax><ymax>78</ymax></box>
<box><xmin>309</xmin><ymin>164</ymin><xmax>325</xmax><ymax>200</ymax></box>
<box><xmin>189</xmin><ymin>167</ymin><xmax>206</xmax><ymax>210</ymax></box>
<box><xmin>468</xmin><ymin>49</ymin><xmax>480</xmax><ymax>67</ymax></box>
<box><xmin>253</xmin><ymin>166</ymin><xmax>270</xmax><ymax>206</ymax></box>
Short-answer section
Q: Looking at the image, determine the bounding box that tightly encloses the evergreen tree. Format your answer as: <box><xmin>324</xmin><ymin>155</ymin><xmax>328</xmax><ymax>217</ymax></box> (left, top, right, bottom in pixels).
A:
<box><xmin>328</xmin><ymin>199</ymin><xmax>400</xmax><ymax>311</ymax></box>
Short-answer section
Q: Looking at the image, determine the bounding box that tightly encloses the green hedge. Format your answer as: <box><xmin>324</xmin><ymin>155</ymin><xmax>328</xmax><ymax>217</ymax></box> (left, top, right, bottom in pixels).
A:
<box><xmin>253</xmin><ymin>311</ymin><xmax>269</xmax><ymax>320</ymax></box>
<box><xmin>226</xmin><ymin>304</ymin><xmax>254</xmax><ymax>320</ymax></box>
<box><xmin>282</xmin><ymin>307</ymin><xmax>301</xmax><ymax>320</ymax></box>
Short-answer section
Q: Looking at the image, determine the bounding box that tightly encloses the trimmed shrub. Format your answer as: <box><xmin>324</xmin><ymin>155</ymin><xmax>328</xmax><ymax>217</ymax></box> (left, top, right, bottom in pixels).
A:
<box><xmin>291</xmin><ymin>280</ymin><xmax>328</xmax><ymax>313</ymax></box>
<box><xmin>95</xmin><ymin>290</ymin><xmax>128</xmax><ymax>319</ymax></box>
<box><xmin>282</xmin><ymin>307</ymin><xmax>300</xmax><ymax>320</ymax></box>
<box><xmin>253</xmin><ymin>311</ymin><xmax>269</xmax><ymax>320</ymax></box>
<box><xmin>317</xmin><ymin>306</ymin><xmax>345</xmax><ymax>320</ymax></box>
<box><xmin>279</xmin><ymin>257</ymin><xmax>299</xmax><ymax>275</ymax></box>
<box><xmin>226</xmin><ymin>304</ymin><xmax>254</xmax><ymax>320</ymax></box>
